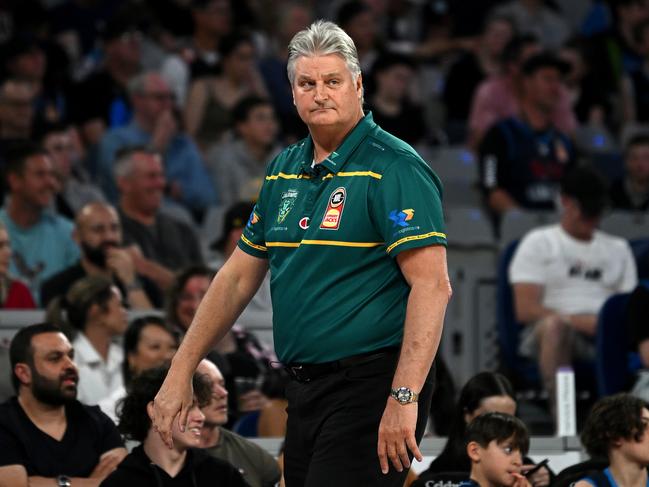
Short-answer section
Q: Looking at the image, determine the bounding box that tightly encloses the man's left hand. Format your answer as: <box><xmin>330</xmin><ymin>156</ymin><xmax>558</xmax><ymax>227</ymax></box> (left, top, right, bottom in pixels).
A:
<box><xmin>377</xmin><ymin>398</ymin><xmax>421</xmax><ymax>474</ymax></box>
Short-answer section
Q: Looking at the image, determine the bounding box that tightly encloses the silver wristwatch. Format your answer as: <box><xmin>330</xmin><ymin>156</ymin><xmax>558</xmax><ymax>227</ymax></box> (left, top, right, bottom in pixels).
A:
<box><xmin>390</xmin><ymin>386</ymin><xmax>419</xmax><ymax>405</ymax></box>
<box><xmin>57</xmin><ymin>475</ymin><xmax>71</xmax><ymax>487</ymax></box>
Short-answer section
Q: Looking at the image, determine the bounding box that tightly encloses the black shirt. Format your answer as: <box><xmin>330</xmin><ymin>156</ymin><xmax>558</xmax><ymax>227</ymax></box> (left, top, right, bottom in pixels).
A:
<box><xmin>479</xmin><ymin>117</ymin><xmax>575</xmax><ymax>210</ymax></box>
<box><xmin>609</xmin><ymin>179</ymin><xmax>649</xmax><ymax>211</ymax></box>
<box><xmin>68</xmin><ymin>70</ymin><xmax>131</xmax><ymax>127</ymax></box>
<box><xmin>100</xmin><ymin>445</ymin><xmax>248</xmax><ymax>487</ymax></box>
<box><xmin>0</xmin><ymin>397</ymin><xmax>123</xmax><ymax>476</ymax></box>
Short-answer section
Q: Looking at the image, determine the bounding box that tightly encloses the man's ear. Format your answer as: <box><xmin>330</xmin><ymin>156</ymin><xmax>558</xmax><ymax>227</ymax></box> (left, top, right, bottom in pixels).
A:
<box><xmin>14</xmin><ymin>363</ymin><xmax>31</xmax><ymax>388</ymax></box>
<box><xmin>146</xmin><ymin>401</ymin><xmax>155</xmax><ymax>421</ymax></box>
<box><xmin>467</xmin><ymin>441</ymin><xmax>482</xmax><ymax>463</ymax></box>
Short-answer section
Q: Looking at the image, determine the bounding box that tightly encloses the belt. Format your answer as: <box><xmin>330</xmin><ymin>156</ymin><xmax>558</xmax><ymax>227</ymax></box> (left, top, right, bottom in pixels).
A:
<box><xmin>284</xmin><ymin>346</ymin><xmax>399</xmax><ymax>383</ymax></box>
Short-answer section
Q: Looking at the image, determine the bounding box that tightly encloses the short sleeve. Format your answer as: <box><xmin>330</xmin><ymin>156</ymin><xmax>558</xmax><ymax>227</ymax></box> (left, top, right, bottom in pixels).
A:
<box><xmin>509</xmin><ymin>233</ymin><xmax>548</xmax><ymax>284</ymax></box>
<box><xmin>238</xmin><ymin>184</ymin><xmax>269</xmax><ymax>258</ymax></box>
<box><xmin>90</xmin><ymin>406</ymin><xmax>124</xmax><ymax>454</ymax></box>
<box><xmin>370</xmin><ymin>157</ymin><xmax>447</xmax><ymax>257</ymax></box>
<box><xmin>478</xmin><ymin>124</ymin><xmax>509</xmax><ymax>193</ymax></box>
<box><xmin>0</xmin><ymin>425</ymin><xmax>27</xmax><ymax>468</ymax></box>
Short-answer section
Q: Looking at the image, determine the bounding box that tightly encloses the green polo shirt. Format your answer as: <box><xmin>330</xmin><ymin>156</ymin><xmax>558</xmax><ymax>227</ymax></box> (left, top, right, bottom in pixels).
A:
<box><xmin>238</xmin><ymin>112</ymin><xmax>446</xmax><ymax>364</ymax></box>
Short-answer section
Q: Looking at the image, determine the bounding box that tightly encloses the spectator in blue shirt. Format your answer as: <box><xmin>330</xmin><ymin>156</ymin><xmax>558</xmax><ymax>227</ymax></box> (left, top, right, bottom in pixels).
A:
<box><xmin>96</xmin><ymin>72</ymin><xmax>217</xmax><ymax>215</ymax></box>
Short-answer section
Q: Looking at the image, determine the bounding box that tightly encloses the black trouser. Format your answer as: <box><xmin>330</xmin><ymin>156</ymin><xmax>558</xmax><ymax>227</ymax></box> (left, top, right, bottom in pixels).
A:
<box><xmin>283</xmin><ymin>350</ymin><xmax>436</xmax><ymax>486</ymax></box>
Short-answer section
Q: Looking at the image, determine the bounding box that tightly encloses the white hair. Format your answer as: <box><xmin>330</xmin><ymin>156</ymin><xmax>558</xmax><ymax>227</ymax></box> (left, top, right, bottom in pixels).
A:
<box><xmin>287</xmin><ymin>20</ymin><xmax>363</xmax><ymax>103</ymax></box>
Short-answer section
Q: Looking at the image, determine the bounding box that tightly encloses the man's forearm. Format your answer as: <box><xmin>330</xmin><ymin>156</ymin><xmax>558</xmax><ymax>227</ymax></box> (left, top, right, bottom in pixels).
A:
<box><xmin>391</xmin><ymin>281</ymin><xmax>450</xmax><ymax>393</ymax></box>
<box><xmin>170</xmin><ymin>250</ymin><xmax>268</xmax><ymax>377</ymax></box>
<box><xmin>29</xmin><ymin>477</ymin><xmax>99</xmax><ymax>487</ymax></box>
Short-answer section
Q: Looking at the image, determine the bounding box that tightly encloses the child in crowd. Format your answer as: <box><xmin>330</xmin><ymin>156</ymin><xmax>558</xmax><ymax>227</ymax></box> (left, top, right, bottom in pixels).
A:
<box><xmin>464</xmin><ymin>412</ymin><xmax>532</xmax><ymax>487</ymax></box>
<box><xmin>575</xmin><ymin>394</ymin><xmax>649</xmax><ymax>487</ymax></box>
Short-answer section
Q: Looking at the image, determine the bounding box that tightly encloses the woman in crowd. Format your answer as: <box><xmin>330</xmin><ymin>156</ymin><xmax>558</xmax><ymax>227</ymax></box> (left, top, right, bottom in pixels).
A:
<box><xmin>184</xmin><ymin>31</ymin><xmax>268</xmax><ymax>151</ymax></box>
<box><xmin>100</xmin><ymin>366</ymin><xmax>247</xmax><ymax>487</ymax></box>
<box><xmin>0</xmin><ymin>220</ymin><xmax>35</xmax><ymax>308</ymax></box>
<box><xmin>99</xmin><ymin>315</ymin><xmax>178</xmax><ymax>422</ymax></box>
<box><xmin>46</xmin><ymin>275</ymin><xmax>128</xmax><ymax>404</ymax></box>
<box><xmin>575</xmin><ymin>393</ymin><xmax>649</xmax><ymax>487</ymax></box>
<box><xmin>166</xmin><ymin>265</ymin><xmax>287</xmax><ymax>427</ymax></box>
<box><xmin>420</xmin><ymin>371</ymin><xmax>550</xmax><ymax>487</ymax></box>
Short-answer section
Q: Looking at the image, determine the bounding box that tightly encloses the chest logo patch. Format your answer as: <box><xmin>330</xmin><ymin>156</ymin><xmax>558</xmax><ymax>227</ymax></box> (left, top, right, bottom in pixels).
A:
<box><xmin>277</xmin><ymin>189</ymin><xmax>298</xmax><ymax>224</ymax></box>
<box><xmin>320</xmin><ymin>187</ymin><xmax>346</xmax><ymax>230</ymax></box>
<box><xmin>299</xmin><ymin>217</ymin><xmax>310</xmax><ymax>229</ymax></box>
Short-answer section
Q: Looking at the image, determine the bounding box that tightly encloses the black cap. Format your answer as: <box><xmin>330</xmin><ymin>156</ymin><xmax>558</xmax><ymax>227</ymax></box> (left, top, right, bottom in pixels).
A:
<box><xmin>560</xmin><ymin>167</ymin><xmax>608</xmax><ymax>218</ymax></box>
<box><xmin>521</xmin><ymin>52</ymin><xmax>570</xmax><ymax>77</ymax></box>
<box><xmin>210</xmin><ymin>201</ymin><xmax>255</xmax><ymax>250</ymax></box>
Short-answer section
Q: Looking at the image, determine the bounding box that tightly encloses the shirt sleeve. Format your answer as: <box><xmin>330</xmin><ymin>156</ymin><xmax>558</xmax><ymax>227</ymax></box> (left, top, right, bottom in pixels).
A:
<box><xmin>509</xmin><ymin>232</ymin><xmax>548</xmax><ymax>285</ymax></box>
<box><xmin>370</xmin><ymin>156</ymin><xmax>447</xmax><ymax>257</ymax></box>
<box><xmin>238</xmin><ymin>176</ymin><xmax>269</xmax><ymax>259</ymax></box>
<box><xmin>0</xmin><ymin>425</ymin><xmax>27</xmax><ymax>468</ymax></box>
<box><xmin>92</xmin><ymin>407</ymin><xmax>124</xmax><ymax>454</ymax></box>
<box><xmin>618</xmin><ymin>241</ymin><xmax>639</xmax><ymax>293</ymax></box>
<box><xmin>478</xmin><ymin>124</ymin><xmax>509</xmax><ymax>195</ymax></box>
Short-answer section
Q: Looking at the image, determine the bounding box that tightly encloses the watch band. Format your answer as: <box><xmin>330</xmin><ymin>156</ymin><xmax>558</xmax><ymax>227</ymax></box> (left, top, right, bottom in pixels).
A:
<box><xmin>390</xmin><ymin>386</ymin><xmax>419</xmax><ymax>405</ymax></box>
<box><xmin>57</xmin><ymin>475</ymin><xmax>71</xmax><ymax>487</ymax></box>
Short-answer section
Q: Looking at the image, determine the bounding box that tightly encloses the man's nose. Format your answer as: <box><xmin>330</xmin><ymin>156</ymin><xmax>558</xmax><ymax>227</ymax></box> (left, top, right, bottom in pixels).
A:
<box><xmin>314</xmin><ymin>82</ymin><xmax>328</xmax><ymax>102</ymax></box>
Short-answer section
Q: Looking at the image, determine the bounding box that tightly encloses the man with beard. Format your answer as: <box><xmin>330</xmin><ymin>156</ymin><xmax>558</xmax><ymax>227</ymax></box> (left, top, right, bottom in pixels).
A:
<box><xmin>40</xmin><ymin>202</ymin><xmax>152</xmax><ymax>309</ymax></box>
<box><xmin>0</xmin><ymin>323</ymin><xmax>126</xmax><ymax>485</ymax></box>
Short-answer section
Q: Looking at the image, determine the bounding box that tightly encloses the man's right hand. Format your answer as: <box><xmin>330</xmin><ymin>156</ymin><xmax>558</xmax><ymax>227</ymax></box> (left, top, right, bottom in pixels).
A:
<box><xmin>151</xmin><ymin>369</ymin><xmax>194</xmax><ymax>449</ymax></box>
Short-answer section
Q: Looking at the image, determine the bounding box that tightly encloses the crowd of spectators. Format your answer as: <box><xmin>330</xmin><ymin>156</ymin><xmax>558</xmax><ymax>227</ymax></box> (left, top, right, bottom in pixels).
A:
<box><xmin>0</xmin><ymin>0</ymin><xmax>649</xmax><ymax>485</ymax></box>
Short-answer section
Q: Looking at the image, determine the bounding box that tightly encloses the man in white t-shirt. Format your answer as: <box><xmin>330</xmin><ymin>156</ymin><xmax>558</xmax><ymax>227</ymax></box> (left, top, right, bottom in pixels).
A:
<box><xmin>509</xmin><ymin>167</ymin><xmax>637</xmax><ymax>406</ymax></box>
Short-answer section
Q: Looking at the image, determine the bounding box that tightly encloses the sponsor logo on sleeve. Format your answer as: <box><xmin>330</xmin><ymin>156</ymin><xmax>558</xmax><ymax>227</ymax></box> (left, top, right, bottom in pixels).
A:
<box><xmin>320</xmin><ymin>187</ymin><xmax>346</xmax><ymax>230</ymax></box>
<box><xmin>389</xmin><ymin>209</ymin><xmax>414</xmax><ymax>228</ymax></box>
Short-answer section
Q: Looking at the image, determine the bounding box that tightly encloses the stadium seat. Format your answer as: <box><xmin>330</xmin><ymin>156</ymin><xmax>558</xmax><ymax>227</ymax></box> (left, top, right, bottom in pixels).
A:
<box><xmin>600</xmin><ymin>212</ymin><xmax>649</xmax><ymax>240</ymax></box>
<box><xmin>596</xmin><ymin>293</ymin><xmax>635</xmax><ymax>396</ymax></box>
<box><xmin>499</xmin><ymin>210</ymin><xmax>557</xmax><ymax>247</ymax></box>
<box><xmin>232</xmin><ymin>410</ymin><xmax>260</xmax><ymax>438</ymax></box>
<box><xmin>445</xmin><ymin>207</ymin><xmax>495</xmax><ymax>248</ymax></box>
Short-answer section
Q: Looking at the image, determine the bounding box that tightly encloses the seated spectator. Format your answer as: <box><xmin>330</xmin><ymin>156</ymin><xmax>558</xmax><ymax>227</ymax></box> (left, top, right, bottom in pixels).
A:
<box><xmin>420</xmin><ymin>372</ymin><xmax>549</xmax><ymax>487</ymax></box>
<box><xmin>160</xmin><ymin>0</ymin><xmax>233</xmax><ymax>104</ymax></box>
<box><xmin>610</xmin><ymin>133</ymin><xmax>649</xmax><ymax>211</ymax></box>
<box><xmin>47</xmin><ymin>276</ymin><xmax>128</xmax><ymax>405</ymax></box>
<box><xmin>68</xmin><ymin>17</ymin><xmax>142</xmax><ymax>148</ymax></box>
<box><xmin>165</xmin><ymin>263</ymin><xmax>278</xmax><ymax>421</ymax></box>
<box><xmin>209</xmin><ymin>202</ymin><xmax>272</xmax><ymax>327</ymax></box>
<box><xmin>97</xmin><ymin>72</ymin><xmax>217</xmax><ymax>213</ymax></box>
<box><xmin>558</xmin><ymin>40</ymin><xmax>612</xmax><ymax>127</ymax></box>
<box><xmin>41</xmin><ymin>202</ymin><xmax>153</xmax><ymax>308</ymax></box>
<box><xmin>0</xmin><ymin>141</ymin><xmax>79</xmax><ymax>299</ymax></box>
<box><xmin>0</xmin><ymin>220</ymin><xmax>35</xmax><ymax>308</ymax></box>
<box><xmin>100</xmin><ymin>366</ymin><xmax>247</xmax><ymax>486</ymax></box>
<box><xmin>366</xmin><ymin>53</ymin><xmax>427</xmax><ymax>146</ymax></box>
<box><xmin>575</xmin><ymin>394</ymin><xmax>649</xmax><ymax>487</ymax></box>
<box><xmin>258</xmin><ymin>3</ymin><xmax>312</xmax><ymax>142</ymax></box>
<box><xmin>0</xmin><ymin>77</ymin><xmax>35</xmax><ymax>145</ymax></box>
<box><xmin>99</xmin><ymin>315</ymin><xmax>178</xmax><ymax>422</ymax></box>
<box><xmin>0</xmin><ymin>323</ymin><xmax>126</xmax><ymax>484</ymax></box>
<box><xmin>196</xmin><ymin>358</ymin><xmax>281</xmax><ymax>487</ymax></box>
<box><xmin>337</xmin><ymin>1</ymin><xmax>382</xmax><ymax>75</ymax></box>
<box><xmin>184</xmin><ymin>31</ymin><xmax>268</xmax><ymax>151</ymax></box>
<box><xmin>39</xmin><ymin>123</ymin><xmax>105</xmax><ymax>220</ymax></box>
<box><xmin>115</xmin><ymin>147</ymin><xmax>204</xmax><ymax>305</ymax></box>
<box><xmin>443</xmin><ymin>14</ymin><xmax>515</xmax><ymax>135</ymax></box>
<box><xmin>510</xmin><ymin>167</ymin><xmax>637</xmax><ymax>416</ymax></box>
<box><xmin>479</xmin><ymin>52</ymin><xmax>576</xmax><ymax>214</ymax></box>
<box><xmin>206</xmin><ymin>96</ymin><xmax>282</xmax><ymax>209</ymax></box>
<box><xmin>492</xmin><ymin>0</ymin><xmax>570</xmax><ymax>49</ymax></box>
<box><xmin>468</xmin><ymin>35</ymin><xmax>577</xmax><ymax>149</ymax></box>
<box><xmin>464</xmin><ymin>412</ymin><xmax>532</xmax><ymax>487</ymax></box>
<box><xmin>621</xmin><ymin>18</ymin><xmax>649</xmax><ymax>126</ymax></box>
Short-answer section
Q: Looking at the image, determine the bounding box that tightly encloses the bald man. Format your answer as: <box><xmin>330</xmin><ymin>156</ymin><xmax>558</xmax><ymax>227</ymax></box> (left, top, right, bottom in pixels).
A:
<box><xmin>40</xmin><ymin>202</ymin><xmax>152</xmax><ymax>308</ymax></box>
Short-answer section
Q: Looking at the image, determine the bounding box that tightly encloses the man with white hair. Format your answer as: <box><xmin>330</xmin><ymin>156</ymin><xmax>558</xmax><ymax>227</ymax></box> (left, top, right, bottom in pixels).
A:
<box><xmin>153</xmin><ymin>20</ymin><xmax>451</xmax><ymax>486</ymax></box>
<box><xmin>96</xmin><ymin>71</ymin><xmax>217</xmax><ymax>213</ymax></box>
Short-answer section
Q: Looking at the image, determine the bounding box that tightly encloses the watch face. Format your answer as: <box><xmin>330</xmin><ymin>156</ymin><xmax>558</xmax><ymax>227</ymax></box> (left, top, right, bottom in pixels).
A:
<box><xmin>396</xmin><ymin>387</ymin><xmax>412</xmax><ymax>404</ymax></box>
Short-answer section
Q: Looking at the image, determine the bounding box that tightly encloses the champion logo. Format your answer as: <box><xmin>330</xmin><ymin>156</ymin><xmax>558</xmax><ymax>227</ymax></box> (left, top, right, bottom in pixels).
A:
<box><xmin>299</xmin><ymin>217</ymin><xmax>310</xmax><ymax>229</ymax></box>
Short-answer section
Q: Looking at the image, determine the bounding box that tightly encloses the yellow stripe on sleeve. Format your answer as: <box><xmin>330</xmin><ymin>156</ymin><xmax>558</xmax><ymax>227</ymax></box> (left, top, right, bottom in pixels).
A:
<box><xmin>386</xmin><ymin>231</ymin><xmax>447</xmax><ymax>254</ymax></box>
<box><xmin>240</xmin><ymin>235</ymin><xmax>268</xmax><ymax>252</ymax></box>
